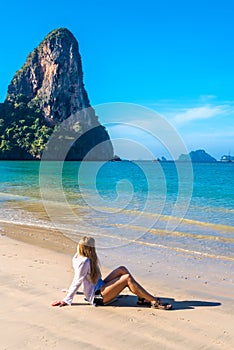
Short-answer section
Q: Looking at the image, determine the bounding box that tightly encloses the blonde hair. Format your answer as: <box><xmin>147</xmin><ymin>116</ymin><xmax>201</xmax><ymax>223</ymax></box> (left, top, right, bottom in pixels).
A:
<box><xmin>78</xmin><ymin>236</ymin><xmax>101</xmax><ymax>284</ymax></box>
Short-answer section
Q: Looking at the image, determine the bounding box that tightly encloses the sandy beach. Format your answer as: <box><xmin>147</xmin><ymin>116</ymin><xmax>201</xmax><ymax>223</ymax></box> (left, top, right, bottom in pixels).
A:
<box><xmin>0</xmin><ymin>223</ymin><xmax>234</xmax><ymax>350</ymax></box>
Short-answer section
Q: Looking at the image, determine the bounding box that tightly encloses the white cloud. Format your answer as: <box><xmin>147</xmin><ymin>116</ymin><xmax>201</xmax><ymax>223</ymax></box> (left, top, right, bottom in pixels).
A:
<box><xmin>145</xmin><ymin>98</ymin><xmax>234</xmax><ymax>128</ymax></box>
<box><xmin>135</xmin><ymin>99</ymin><xmax>234</xmax><ymax>159</ymax></box>
<box><xmin>199</xmin><ymin>95</ymin><xmax>217</xmax><ymax>102</ymax></box>
<box><xmin>172</xmin><ymin>104</ymin><xmax>231</xmax><ymax>126</ymax></box>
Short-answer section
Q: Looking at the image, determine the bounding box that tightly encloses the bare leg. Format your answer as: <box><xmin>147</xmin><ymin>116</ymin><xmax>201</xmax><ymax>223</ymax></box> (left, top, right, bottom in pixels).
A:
<box><xmin>101</xmin><ymin>266</ymin><xmax>157</xmax><ymax>304</ymax></box>
<box><xmin>103</xmin><ymin>266</ymin><xmax>130</xmax><ymax>283</ymax></box>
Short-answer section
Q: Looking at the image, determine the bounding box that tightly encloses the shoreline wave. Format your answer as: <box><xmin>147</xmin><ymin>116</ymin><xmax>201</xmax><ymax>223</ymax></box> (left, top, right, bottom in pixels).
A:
<box><xmin>1</xmin><ymin>215</ymin><xmax>233</xmax><ymax>262</ymax></box>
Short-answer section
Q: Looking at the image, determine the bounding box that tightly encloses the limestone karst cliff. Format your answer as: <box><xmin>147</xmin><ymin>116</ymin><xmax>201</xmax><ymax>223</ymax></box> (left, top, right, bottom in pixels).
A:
<box><xmin>0</xmin><ymin>28</ymin><xmax>114</xmax><ymax>160</ymax></box>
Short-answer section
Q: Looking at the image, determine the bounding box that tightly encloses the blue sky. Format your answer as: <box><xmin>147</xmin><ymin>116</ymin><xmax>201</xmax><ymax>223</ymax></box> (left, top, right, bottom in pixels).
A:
<box><xmin>1</xmin><ymin>0</ymin><xmax>233</xmax><ymax>159</ymax></box>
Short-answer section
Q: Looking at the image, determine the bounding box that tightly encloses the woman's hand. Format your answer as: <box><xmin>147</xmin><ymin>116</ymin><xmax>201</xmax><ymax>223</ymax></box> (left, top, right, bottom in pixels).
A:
<box><xmin>51</xmin><ymin>300</ymin><xmax>68</xmax><ymax>307</ymax></box>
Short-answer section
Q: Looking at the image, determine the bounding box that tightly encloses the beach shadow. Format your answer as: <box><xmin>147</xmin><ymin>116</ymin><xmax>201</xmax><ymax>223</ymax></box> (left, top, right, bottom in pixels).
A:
<box><xmin>105</xmin><ymin>295</ymin><xmax>221</xmax><ymax>310</ymax></box>
<box><xmin>164</xmin><ymin>298</ymin><xmax>221</xmax><ymax>310</ymax></box>
<box><xmin>106</xmin><ymin>295</ymin><xmax>138</xmax><ymax>307</ymax></box>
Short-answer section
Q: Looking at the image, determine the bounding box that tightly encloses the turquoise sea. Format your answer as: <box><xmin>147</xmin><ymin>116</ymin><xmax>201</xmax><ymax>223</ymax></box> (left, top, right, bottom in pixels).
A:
<box><xmin>0</xmin><ymin>161</ymin><xmax>233</xmax><ymax>262</ymax></box>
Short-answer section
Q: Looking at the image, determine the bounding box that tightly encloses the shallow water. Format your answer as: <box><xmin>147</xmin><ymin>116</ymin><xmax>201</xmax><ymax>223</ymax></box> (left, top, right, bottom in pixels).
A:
<box><xmin>0</xmin><ymin>161</ymin><xmax>233</xmax><ymax>261</ymax></box>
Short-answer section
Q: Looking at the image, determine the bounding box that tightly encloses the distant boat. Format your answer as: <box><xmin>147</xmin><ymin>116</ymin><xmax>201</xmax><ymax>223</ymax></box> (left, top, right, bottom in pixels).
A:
<box><xmin>220</xmin><ymin>155</ymin><xmax>234</xmax><ymax>162</ymax></box>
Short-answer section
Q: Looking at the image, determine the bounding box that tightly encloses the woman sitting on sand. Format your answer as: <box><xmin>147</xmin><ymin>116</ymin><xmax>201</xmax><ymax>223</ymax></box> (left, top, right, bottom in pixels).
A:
<box><xmin>51</xmin><ymin>236</ymin><xmax>172</xmax><ymax>310</ymax></box>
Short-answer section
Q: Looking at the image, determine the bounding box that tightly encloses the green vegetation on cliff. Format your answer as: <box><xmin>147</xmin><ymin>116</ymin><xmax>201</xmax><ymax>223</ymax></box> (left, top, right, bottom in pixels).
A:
<box><xmin>0</xmin><ymin>95</ymin><xmax>53</xmax><ymax>159</ymax></box>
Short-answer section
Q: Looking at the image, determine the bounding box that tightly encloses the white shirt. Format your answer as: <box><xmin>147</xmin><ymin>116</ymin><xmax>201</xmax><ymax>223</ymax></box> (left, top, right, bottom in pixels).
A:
<box><xmin>63</xmin><ymin>254</ymin><xmax>97</xmax><ymax>305</ymax></box>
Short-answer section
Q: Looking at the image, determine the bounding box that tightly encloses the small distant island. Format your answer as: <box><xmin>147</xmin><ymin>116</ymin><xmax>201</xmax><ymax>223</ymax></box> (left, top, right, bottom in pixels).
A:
<box><xmin>177</xmin><ymin>149</ymin><xmax>217</xmax><ymax>162</ymax></box>
<box><xmin>154</xmin><ymin>150</ymin><xmax>217</xmax><ymax>162</ymax></box>
<box><xmin>155</xmin><ymin>150</ymin><xmax>234</xmax><ymax>163</ymax></box>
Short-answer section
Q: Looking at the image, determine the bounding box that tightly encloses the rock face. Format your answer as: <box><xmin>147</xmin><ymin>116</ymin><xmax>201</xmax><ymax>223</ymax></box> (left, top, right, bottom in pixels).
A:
<box><xmin>0</xmin><ymin>28</ymin><xmax>114</xmax><ymax>160</ymax></box>
<box><xmin>178</xmin><ymin>149</ymin><xmax>217</xmax><ymax>162</ymax></box>
<box><xmin>7</xmin><ymin>28</ymin><xmax>90</xmax><ymax>123</ymax></box>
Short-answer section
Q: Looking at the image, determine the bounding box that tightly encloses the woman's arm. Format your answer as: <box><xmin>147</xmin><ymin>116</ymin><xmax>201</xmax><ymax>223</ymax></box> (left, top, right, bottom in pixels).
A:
<box><xmin>51</xmin><ymin>258</ymin><xmax>90</xmax><ymax>307</ymax></box>
<box><xmin>63</xmin><ymin>258</ymin><xmax>90</xmax><ymax>305</ymax></box>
